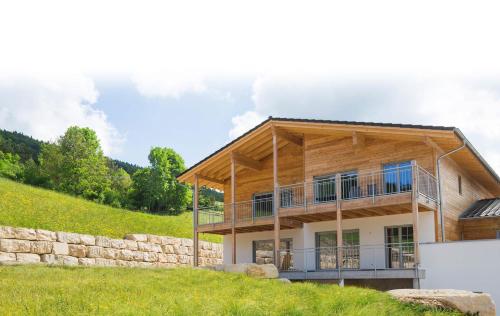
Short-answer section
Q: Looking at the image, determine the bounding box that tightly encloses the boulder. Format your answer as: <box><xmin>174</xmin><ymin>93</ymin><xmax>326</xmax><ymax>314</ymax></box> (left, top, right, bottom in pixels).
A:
<box><xmin>124</xmin><ymin>240</ymin><xmax>138</xmax><ymax>250</ymax></box>
<box><xmin>0</xmin><ymin>252</ymin><xmax>16</xmax><ymax>263</ymax></box>
<box><xmin>68</xmin><ymin>244</ymin><xmax>87</xmax><ymax>258</ymax></box>
<box><xmin>110</xmin><ymin>239</ymin><xmax>126</xmax><ymax>249</ymax></box>
<box><xmin>246</xmin><ymin>263</ymin><xmax>279</xmax><ymax>279</ymax></box>
<box><xmin>95</xmin><ymin>236</ymin><xmax>112</xmax><ymax>248</ymax></box>
<box><xmin>147</xmin><ymin>234</ymin><xmax>162</xmax><ymax>245</ymax></box>
<box><xmin>52</xmin><ymin>242</ymin><xmax>69</xmax><ymax>255</ymax></box>
<box><xmin>13</xmin><ymin>227</ymin><xmax>37</xmax><ymax>240</ymax></box>
<box><xmin>118</xmin><ymin>249</ymin><xmax>134</xmax><ymax>261</ymax></box>
<box><xmin>55</xmin><ymin>255</ymin><xmax>79</xmax><ymax>266</ymax></box>
<box><xmin>31</xmin><ymin>241</ymin><xmax>53</xmax><ymax>254</ymax></box>
<box><xmin>41</xmin><ymin>254</ymin><xmax>57</xmax><ymax>264</ymax></box>
<box><xmin>124</xmin><ymin>234</ymin><xmax>147</xmax><ymax>242</ymax></box>
<box><xmin>277</xmin><ymin>278</ymin><xmax>292</xmax><ymax>284</ymax></box>
<box><xmin>102</xmin><ymin>248</ymin><xmax>118</xmax><ymax>259</ymax></box>
<box><xmin>78</xmin><ymin>258</ymin><xmax>96</xmax><ymax>266</ymax></box>
<box><xmin>0</xmin><ymin>239</ymin><xmax>31</xmax><ymax>253</ymax></box>
<box><xmin>162</xmin><ymin>244</ymin><xmax>174</xmax><ymax>253</ymax></box>
<box><xmin>143</xmin><ymin>252</ymin><xmax>159</xmax><ymax>262</ymax></box>
<box><xmin>86</xmin><ymin>246</ymin><xmax>103</xmax><ymax>258</ymax></box>
<box><xmin>35</xmin><ymin>229</ymin><xmax>57</xmax><ymax>241</ymax></box>
<box><xmin>16</xmin><ymin>253</ymin><xmax>41</xmax><ymax>263</ymax></box>
<box><xmin>0</xmin><ymin>226</ymin><xmax>15</xmax><ymax>239</ymax></box>
<box><xmin>57</xmin><ymin>232</ymin><xmax>80</xmax><ymax>244</ymax></box>
<box><xmin>388</xmin><ymin>289</ymin><xmax>496</xmax><ymax>316</ymax></box>
<box><xmin>80</xmin><ymin>235</ymin><xmax>96</xmax><ymax>246</ymax></box>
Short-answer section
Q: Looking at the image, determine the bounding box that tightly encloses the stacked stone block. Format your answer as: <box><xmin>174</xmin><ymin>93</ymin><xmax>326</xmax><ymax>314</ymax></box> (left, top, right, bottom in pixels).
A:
<box><xmin>0</xmin><ymin>226</ymin><xmax>223</xmax><ymax>268</ymax></box>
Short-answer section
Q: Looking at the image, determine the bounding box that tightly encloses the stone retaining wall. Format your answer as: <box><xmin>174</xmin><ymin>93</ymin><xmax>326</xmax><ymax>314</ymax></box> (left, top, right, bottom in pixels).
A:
<box><xmin>0</xmin><ymin>226</ymin><xmax>222</xmax><ymax>268</ymax></box>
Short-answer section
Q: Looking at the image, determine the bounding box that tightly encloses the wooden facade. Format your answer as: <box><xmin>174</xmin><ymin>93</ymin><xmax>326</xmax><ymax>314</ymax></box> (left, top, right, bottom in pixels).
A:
<box><xmin>178</xmin><ymin>118</ymin><xmax>500</xmax><ymax>266</ymax></box>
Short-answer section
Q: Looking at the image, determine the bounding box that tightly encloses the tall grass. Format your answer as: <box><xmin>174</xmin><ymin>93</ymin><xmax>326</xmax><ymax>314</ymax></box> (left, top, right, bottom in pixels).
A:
<box><xmin>0</xmin><ymin>265</ymin><xmax>458</xmax><ymax>316</ymax></box>
<box><xmin>0</xmin><ymin>178</ymin><xmax>220</xmax><ymax>242</ymax></box>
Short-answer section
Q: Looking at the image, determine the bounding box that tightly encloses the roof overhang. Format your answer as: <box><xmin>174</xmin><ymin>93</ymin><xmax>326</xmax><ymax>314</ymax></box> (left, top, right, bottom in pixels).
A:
<box><xmin>177</xmin><ymin>117</ymin><xmax>500</xmax><ymax>195</ymax></box>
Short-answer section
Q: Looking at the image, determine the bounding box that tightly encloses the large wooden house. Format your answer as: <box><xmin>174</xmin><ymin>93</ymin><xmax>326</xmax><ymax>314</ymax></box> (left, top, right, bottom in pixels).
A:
<box><xmin>177</xmin><ymin>117</ymin><xmax>499</xmax><ymax>288</ymax></box>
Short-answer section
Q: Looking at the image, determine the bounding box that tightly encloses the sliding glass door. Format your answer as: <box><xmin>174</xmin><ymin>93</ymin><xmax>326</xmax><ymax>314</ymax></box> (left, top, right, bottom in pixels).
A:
<box><xmin>315</xmin><ymin>230</ymin><xmax>360</xmax><ymax>270</ymax></box>
<box><xmin>383</xmin><ymin>161</ymin><xmax>412</xmax><ymax>194</ymax></box>
<box><xmin>385</xmin><ymin>225</ymin><xmax>415</xmax><ymax>268</ymax></box>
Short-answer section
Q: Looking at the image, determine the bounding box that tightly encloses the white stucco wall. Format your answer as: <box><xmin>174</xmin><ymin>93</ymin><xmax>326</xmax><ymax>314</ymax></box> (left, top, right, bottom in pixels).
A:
<box><xmin>420</xmin><ymin>240</ymin><xmax>500</xmax><ymax>314</ymax></box>
<box><xmin>223</xmin><ymin>212</ymin><xmax>435</xmax><ymax>269</ymax></box>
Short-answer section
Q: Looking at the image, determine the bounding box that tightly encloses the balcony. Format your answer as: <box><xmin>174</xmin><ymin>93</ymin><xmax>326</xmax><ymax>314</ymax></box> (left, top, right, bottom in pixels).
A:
<box><xmin>196</xmin><ymin>165</ymin><xmax>438</xmax><ymax>234</ymax></box>
<box><xmin>278</xmin><ymin>242</ymin><xmax>424</xmax><ymax>280</ymax></box>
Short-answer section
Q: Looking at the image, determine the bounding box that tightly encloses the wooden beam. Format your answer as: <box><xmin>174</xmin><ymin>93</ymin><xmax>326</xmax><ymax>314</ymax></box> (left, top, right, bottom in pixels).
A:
<box><xmin>411</xmin><ymin>160</ymin><xmax>420</xmax><ymax>264</ymax></box>
<box><xmin>230</xmin><ymin>157</ymin><xmax>236</xmax><ymax>264</ymax></box>
<box><xmin>231</xmin><ymin>152</ymin><xmax>263</xmax><ymax>171</ymax></box>
<box><xmin>193</xmin><ymin>175</ymin><xmax>199</xmax><ymax>267</ymax></box>
<box><xmin>336</xmin><ymin>173</ymin><xmax>343</xmax><ymax>269</ymax></box>
<box><xmin>273</xmin><ymin>127</ymin><xmax>303</xmax><ymax>146</ymax></box>
<box><xmin>352</xmin><ymin>131</ymin><xmax>365</xmax><ymax>151</ymax></box>
<box><xmin>197</xmin><ymin>174</ymin><xmax>225</xmax><ymax>186</ymax></box>
<box><xmin>272</xmin><ymin>130</ymin><xmax>281</xmax><ymax>269</ymax></box>
<box><xmin>423</xmin><ymin>136</ymin><xmax>444</xmax><ymax>154</ymax></box>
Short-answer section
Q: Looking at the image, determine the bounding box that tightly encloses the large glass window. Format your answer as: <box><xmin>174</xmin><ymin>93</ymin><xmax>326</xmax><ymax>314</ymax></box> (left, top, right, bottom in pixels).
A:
<box><xmin>252</xmin><ymin>239</ymin><xmax>293</xmax><ymax>270</ymax></box>
<box><xmin>341</xmin><ymin>171</ymin><xmax>360</xmax><ymax>199</ymax></box>
<box><xmin>385</xmin><ymin>225</ymin><xmax>414</xmax><ymax>268</ymax></box>
<box><xmin>313</xmin><ymin>175</ymin><xmax>336</xmax><ymax>203</ymax></box>
<box><xmin>315</xmin><ymin>230</ymin><xmax>360</xmax><ymax>270</ymax></box>
<box><xmin>252</xmin><ymin>192</ymin><xmax>273</xmax><ymax>218</ymax></box>
<box><xmin>383</xmin><ymin>161</ymin><xmax>412</xmax><ymax>194</ymax></box>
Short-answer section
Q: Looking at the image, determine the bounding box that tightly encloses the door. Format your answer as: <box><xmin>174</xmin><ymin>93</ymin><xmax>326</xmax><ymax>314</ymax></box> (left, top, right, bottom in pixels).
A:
<box><xmin>252</xmin><ymin>192</ymin><xmax>273</xmax><ymax>218</ymax></box>
<box><xmin>385</xmin><ymin>225</ymin><xmax>415</xmax><ymax>268</ymax></box>
<box><xmin>383</xmin><ymin>161</ymin><xmax>412</xmax><ymax>194</ymax></box>
<box><xmin>315</xmin><ymin>230</ymin><xmax>360</xmax><ymax>270</ymax></box>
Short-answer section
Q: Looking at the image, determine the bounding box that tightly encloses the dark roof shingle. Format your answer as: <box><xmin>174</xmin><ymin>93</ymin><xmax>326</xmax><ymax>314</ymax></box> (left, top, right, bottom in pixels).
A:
<box><xmin>460</xmin><ymin>198</ymin><xmax>500</xmax><ymax>219</ymax></box>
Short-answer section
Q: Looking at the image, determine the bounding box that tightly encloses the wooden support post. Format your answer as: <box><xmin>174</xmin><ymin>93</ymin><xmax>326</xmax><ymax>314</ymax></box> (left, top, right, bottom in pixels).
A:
<box><xmin>411</xmin><ymin>160</ymin><xmax>420</xmax><ymax>264</ymax></box>
<box><xmin>272</xmin><ymin>129</ymin><xmax>281</xmax><ymax>268</ymax></box>
<box><xmin>231</xmin><ymin>156</ymin><xmax>236</xmax><ymax>264</ymax></box>
<box><xmin>335</xmin><ymin>173</ymin><xmax>343</xmax><ymax>269</ymax></box>
<box><xmin>193</xmin><ymin>174</ymin><xmax>199</xmax><ymax>267</ymax></box>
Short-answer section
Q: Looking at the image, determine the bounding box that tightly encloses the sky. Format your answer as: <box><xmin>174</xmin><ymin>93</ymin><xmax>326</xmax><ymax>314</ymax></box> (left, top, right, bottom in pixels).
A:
<box><xmin>0</xmin><ymin>0</ymin><xmax>499</xmax><ymax>173</ymax></box>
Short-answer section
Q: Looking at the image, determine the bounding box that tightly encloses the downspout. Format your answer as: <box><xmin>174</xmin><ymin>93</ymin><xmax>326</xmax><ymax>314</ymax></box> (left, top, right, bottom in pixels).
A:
<box><xmin>436</xmin><ymin>139</ymin><xmax>467</xmax><ymax>242</ymax></box>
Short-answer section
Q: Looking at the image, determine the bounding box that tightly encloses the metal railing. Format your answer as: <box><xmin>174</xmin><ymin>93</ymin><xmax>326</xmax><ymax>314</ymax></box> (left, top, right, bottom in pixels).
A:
<box><xmin>198</xmin><ymin>204</ymin><xmax>230</xmax><ymax>226</ymax></box>
<box><xmin>235</xmin><ymin>197</ymin><xmax>274</xmax><ymax>222</ymax></box>
<box><xmin>417</xmin><ymin>166</ymin><xmax>438</xmax><ymax>201</ymax></box>
<box><xmin>278</xmin><ymin>242</ymin><xmax>416</xmax><ymax>272</ymax></box>
<box><xmin>279</xmin><ymin>165</ymin><xmax>438</xmax><ymax>208</ymax></box>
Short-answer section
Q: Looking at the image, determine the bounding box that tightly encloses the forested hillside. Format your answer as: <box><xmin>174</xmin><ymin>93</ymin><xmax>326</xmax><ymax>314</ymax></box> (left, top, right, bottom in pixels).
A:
<box><xmin>0</xmin><ymin>128</ymin><xmax>223</xmax><ymax>214</ymax></box>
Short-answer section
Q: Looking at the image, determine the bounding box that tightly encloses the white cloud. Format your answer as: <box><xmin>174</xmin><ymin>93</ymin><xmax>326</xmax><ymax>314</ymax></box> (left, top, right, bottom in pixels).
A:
<box><xmin>229</xmin><ymin>111</ymin><xmax>266</xmax><ymax>139</ymax></box>
<box><xmin>0</xmin><ymin>75</ymin><xmax>124</xmax><ymax>155</ymax></box>
<box><xmin>133</xmin><ymin>71</ymin><xmax>207</xmax><ymax>98</ymax></box>
<box><xmin>231</xmin><ymin>75</ymin><xmax>500</xmax><ymax>173</ymax></box>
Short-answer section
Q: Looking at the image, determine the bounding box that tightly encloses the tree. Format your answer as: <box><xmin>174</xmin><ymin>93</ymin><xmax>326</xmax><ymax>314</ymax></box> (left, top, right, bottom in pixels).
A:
<box><xmin>105</xmin><ymin>164</ymin><xmax>133</xmax><ymax>208</ymax></box>
<box><xmin>39</xmin><ymin>127</ymin><xmax>110</xmax><ymax>202</ymax></box>
<box><xmin>0</xmin><ymin>151</ymin><xmax>23</xmax><ymax>180</ymax></box>
<box><xmin>131</xmin><ymin>147</ymin><xmax>189</xmax><ymax>214</ymax></box>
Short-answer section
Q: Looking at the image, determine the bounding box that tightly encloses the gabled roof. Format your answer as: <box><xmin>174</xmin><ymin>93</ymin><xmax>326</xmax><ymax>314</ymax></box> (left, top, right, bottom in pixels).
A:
<box><xmin>177</xmin><ymin>117</ymin><xmax>500</xmax><ymax>194</ymax></box>
<box><xmin>460</xmin><ymin>198</ymin><xmax>500</xmax><ymax>219</ymax></box>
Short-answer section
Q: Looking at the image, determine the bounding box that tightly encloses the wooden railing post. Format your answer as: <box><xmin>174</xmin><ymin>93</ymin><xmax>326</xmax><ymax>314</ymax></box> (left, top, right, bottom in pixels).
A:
<box><xmin>193</xmin><ymin>174</ymin><xmax>199</xmax><ymax>267</ymax></box>
<box><xmin>272</xmin><ymin>128</ymin><xmax>281</xmax><ymax>269</ymax></box>
<box><xmin>411</xmin><ymin>160</ymin><xmax>420</xmax><ymax>264</ymax></box>
<box><xmin>231</xmin><ymin>156</ymin><xmax>237</xmax><ymax>264</ymax></box>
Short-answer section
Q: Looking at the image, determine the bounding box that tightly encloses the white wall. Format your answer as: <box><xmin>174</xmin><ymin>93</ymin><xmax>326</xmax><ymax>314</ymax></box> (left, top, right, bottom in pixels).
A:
<box><xmin>420</xmin><ymin>240</ymin><xmax>500</xmax><ymax>313</ymax></box>
<box><xmin>224</xmin><ymin>211</ymin><xmax>435</xmax><ymax>270</ymax></box>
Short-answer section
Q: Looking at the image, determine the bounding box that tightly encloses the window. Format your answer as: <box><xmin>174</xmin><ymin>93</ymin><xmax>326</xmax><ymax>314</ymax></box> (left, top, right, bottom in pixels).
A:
<box><xmin>252</xmin><ymin>239</ymin><xmax>293</xmax><ymax>269</ymax></box>
<box><xmin>496</xmin><ymin>231</ymin><xmax>500</xmax><ymax>239</ymax></box>
<box><xmin>341</xmin><ymin>171</ymin><xmax>360</xmax><ymax>199</ymax></box>
<box><xmin>383</xmin><ymin>161</ymin><xmax>412</xmax><ymax>194</ymax></box>
<box><xmin>458</xmin><ymin>175</ymin><xmax>463</xmax><ymax>195</ymax></box>
<box><xmin>313</xmin><ymin>175</ymin><xmax>336</xmax><ymax>203</ymax></box>
<box><xmin>252</xmin><ymin>192</ymin><xmax>273</xmax><ymax>218</ymax></box>
<box><xmin>385</xmin><ymin>225</ymin><xmax>415</xmax><ymax>268</ymax></box>
<box><xmin>315</xmin><ymin>230</ymin><xmax>360</xmax><ymax>270</ymax></box>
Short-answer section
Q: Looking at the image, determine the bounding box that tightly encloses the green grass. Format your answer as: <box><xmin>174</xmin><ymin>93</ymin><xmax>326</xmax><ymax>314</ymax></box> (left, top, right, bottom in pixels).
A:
<box><xmin>0</xmin><ymin>265</ymin><xmax>458</xmax><ymax>316</ymax></box>
<box><xmin>0</xmin><ymin>178</ymin><xmax>220</xmax><ymax>243</ymax></box>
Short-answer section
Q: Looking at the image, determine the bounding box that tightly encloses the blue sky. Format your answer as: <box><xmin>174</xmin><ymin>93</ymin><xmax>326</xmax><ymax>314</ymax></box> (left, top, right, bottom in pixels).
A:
<box><xmin>93</xmin><ymin>78</ymin><xmax>255</xmax><ymax>167</ymax></box>
<box><xmin>0</xmin><ymin>1</ymin><xmax>499</xmax><ymax>172</ymax></box>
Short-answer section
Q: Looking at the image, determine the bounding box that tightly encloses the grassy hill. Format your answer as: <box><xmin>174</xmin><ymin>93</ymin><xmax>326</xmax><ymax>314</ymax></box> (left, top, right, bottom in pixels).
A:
<box><xmin>0</xmin><ymin>178</ymin><xmax>220</xmax><ymax>243</ymax></box>
<box><xmin>0</xmin><ymin>265</ymin><xmax>457</xmax><ymax>316</ymax></box>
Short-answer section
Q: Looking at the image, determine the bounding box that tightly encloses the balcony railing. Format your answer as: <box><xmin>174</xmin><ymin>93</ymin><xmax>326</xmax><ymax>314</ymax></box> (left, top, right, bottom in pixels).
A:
<box><xmin>279</xmin><ymin>165</ymin><xmax>438</xmax><ymax>209</ymax></box>
<box><xmin>197</xmin><ymin>165</ymin><xmax>438</xmax><ymax>227</ymax></box>
<box><xmin>198</xmin><ymin>198</ymin><xmax>274</xmax><ymax>226</ymax></box>
<box><xmin>278</xmin><ymin>242</ymin><xmax>416</xmax><ymax>272</ymax></box>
